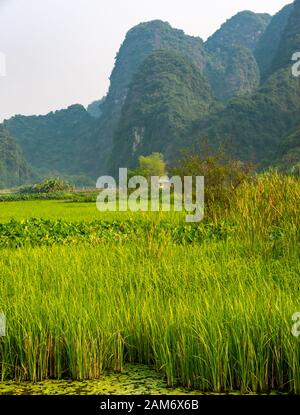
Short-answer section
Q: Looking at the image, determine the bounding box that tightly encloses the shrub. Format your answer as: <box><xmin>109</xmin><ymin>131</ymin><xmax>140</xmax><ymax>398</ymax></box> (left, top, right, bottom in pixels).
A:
<box><xmin>19</xmin><ymin>177</ymin><xmax>74</xmax><ymax>194</ymax></box>
<box><xmin>171</xmin><ymin>147</ymin><xmax>254</xmax><ymax>215</ymax></box>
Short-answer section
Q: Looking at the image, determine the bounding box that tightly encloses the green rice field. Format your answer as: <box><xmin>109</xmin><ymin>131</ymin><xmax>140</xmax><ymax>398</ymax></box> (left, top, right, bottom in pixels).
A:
<box><xmin>0</xmin><ymin>173</ymin><xmax>299</xmax><ymax>394</ymax></box>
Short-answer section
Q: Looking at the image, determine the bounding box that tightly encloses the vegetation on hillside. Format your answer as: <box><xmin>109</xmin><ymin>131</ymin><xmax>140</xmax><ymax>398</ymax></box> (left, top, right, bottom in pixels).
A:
<box><xmin>86</xmin><ymin>98</ymin><xmax>105</xmax><ymax>118</ymax></box>
<box><xmin>205</xmin><ymin>45</ymin><xmax>260</xmax><ymax>101</ymax></box>
<box><xmin>204</xmin><ymin>11</ymin><xmax>271</xmax><ymax>100</ymax></box>
<box><xmin>111</xmin><ymin>50</ymin><xmax>216</xmax><ymax>171</ymax></box>
<box><xmin>254</xmin><ymin>3</ymin><xmax>293</xmax><ymax>80</ymax></box>
<box><xmin>205</xmin><ymin>11</ymin><xmax>271</xmax><ymax>52</ymax></box>
<box><xmin>0</xmin><ymin>126</ymin><xmax>33</xmax><ymax>188</ymax></box>
<box><xmin>1</xmin><ymin>2</ymin><xmax>300</xmax><ymax>186</ymax></box>
<box><xmin>92</xmin><ymin>20</ymin><xmax>208</xmax><ymax>175</ymax></box>
<box><xmin>192</xmin><ymin>68</ymin><xmax>300</xmax><ymax>166</ymax></box>
<box><xmin>4</xmin><ymin>105</ymin><xmax>96</xmax><ymax>183</ymax></box>
<box><xmin>271</xmin><ymin>0</ymin><xmax>300</xmax><ymax>76</ymax></box>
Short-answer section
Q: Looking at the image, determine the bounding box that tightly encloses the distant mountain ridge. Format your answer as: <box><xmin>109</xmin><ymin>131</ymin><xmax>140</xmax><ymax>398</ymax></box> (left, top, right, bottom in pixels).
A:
<box><xmin>108</xmin><ymin>2</ymin><xmax>300</xmax><ymax>172</ymax></box>
<box><xmin>192</xmin><ymin>68</ymin><xmax>300</xmax><ymax>166</ymax></box>
<box><xmin>1</xmin><ymin>1</ymin><xmax>300</xmax><ymax>187</ymax></box>
<box><xmin>194</xmin><ymin>1</ymin><xmax>300</xmax><ymax>171</ymax></box>
<box><xmin>204</xmin><ymin>11</ymin><xmax>271</xmax><ymax>100</ymax></box>
<box><xmin>86</xmin><ymin>98</ymin><xmax>105</xmax><ymax>118</ymax></box>
<box><xmin>4</xmin><ymin>105</ymin><xmax>97</xmax><ymax>184</ymax></box>
<box><xmin>205</xmin><ymin>11</ymin><xmax>271</xmax><ymax>52</ymax></box>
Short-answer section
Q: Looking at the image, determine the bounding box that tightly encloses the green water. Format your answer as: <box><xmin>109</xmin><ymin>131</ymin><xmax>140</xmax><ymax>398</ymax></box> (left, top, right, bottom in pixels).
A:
<box><xmin>0</xmin><ymin>365</ymin><xmax>202</xmax><ymax>395</ymax></box>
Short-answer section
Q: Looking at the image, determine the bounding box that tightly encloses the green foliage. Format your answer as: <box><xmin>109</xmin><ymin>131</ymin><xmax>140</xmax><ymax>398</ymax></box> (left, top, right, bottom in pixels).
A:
<box><xmin>0</xmin><ymin>218</ymin><xmax>232</xmax><ymax>249</ymax></box>
<box><xmin>109</xmin><ymin>20</ymin><xmax>207</xmax><ymax>105</ymax></box>
<box><xmin>0</xmin><ymin>238</ymin><xmax>299</xmax><ymax>390</ymax></box>
<box><xmin>0</xmin><ymin>192</ymin><xmax>98</xmax><ymax>203</ymax></box>
<box><xmin>0</xmin><ymin>173</ymin><xmax>298</xmax><ymax>391</ymax></box>
<box><xmin>130</xmin><ymin>152</ymin><xmax>166</xmax><ymax>180</ymax></box>
<box><xmin>204</xmin><ymin>11</ymin><xmax>271</xmax><ymax>100</ymax></box>
<box><xmin>271</xmin><ymin>0</ymin><xmax>300</xmax><ymax>76</ymax></box>
<box><xmin>0</xmin><ymin>172</ymin><xmax>296</xmax><ymax>250</ymax></box>
<box><xmin>0</xmin><ymin>126</ymin><xmax>33</xmax><ymax>188</ymax></box>
<box><xmin>172</xmin><ymin>146</ymin><xmax>254</xmax><ymax>213</ymax></box>
<box><xmin>205</xmin><ymin>11</ymin><xmax>271</xmax><ymax>52</ymax></box>
<box><xmin>20</xmin><ymin>177</ymin><xmax>74</xmax><ymax>194</ymax></box>
<box><xmin>0</xmin><ymin>192</ymin><xmax>73</xmax><ymax>202</ymax></box>
<box><xmin>4</xmin><ymin>105</ymin><xmax>97</xmax><ymax>181</ymax></box>
<box><xmin>254</xmin><ymin>4</ymin><xmax>293</xmax><ymax>80</ymax></box>
<box><xmin>193</xmin><ymin>67</ymin><xmax>300</xmax><ymax>166</ymax></box>
<box><xmin>86</xmin><ymin>97</ymin><xmax>106</xmax><ymax>118</ymax></box>
<box><xmin>227</xmin><ymin>171</ymin><xmax>299</xmax><ymax>247</ymax></box>
<box><xmin>205</xmin><ymin>45</ymin><xmax>260</xmax><ymax>101</ymax></box>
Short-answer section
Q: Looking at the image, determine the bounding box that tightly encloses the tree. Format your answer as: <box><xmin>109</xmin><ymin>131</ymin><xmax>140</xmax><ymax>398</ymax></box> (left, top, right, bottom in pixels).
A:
<box><xmin>130</xmin><ymin>153</ymin><xmax>166</xmax><ymax>180</ymax></box>
<box><xmin>171</xmin><ymin>146</ymin><xmax>254</xmax><ymax>211</ymax></box>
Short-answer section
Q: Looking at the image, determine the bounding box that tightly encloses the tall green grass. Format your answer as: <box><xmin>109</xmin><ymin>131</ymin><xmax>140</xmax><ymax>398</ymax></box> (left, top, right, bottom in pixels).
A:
<box><xmin>0</xmin><ymin>173</ymin><xmax>299</xmax><ymax>393</ymax></box>
<box><xmin>0</xmin><ymin>241</ymin><xmax>299</xmax><ymax>392</ymax></box>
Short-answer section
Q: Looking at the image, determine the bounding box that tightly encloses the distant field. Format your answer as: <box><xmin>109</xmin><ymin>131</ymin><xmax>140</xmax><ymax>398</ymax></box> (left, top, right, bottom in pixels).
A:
<box><xmin>0</xmin><ymin>200</ymin><xmax>184</xmax><ymax>223</ymax></box>
<box><xmin>0</xmin><ymin>200</ymin><xmax>122</xmax><ymax>222</ymax></box>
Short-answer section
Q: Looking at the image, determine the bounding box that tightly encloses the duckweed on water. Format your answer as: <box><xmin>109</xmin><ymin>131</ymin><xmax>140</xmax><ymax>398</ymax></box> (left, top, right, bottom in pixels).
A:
<box><xmin>0</xmin><ymin>365</ymin><xmax>201</xmax><ymax>395</ymax></box>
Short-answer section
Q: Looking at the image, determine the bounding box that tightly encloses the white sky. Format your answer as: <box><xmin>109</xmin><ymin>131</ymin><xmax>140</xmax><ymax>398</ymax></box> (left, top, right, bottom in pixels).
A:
<box><xmin>0</xmin><ymin>0</ymin><xmax>291</xmax><ymax>121</ymax></box>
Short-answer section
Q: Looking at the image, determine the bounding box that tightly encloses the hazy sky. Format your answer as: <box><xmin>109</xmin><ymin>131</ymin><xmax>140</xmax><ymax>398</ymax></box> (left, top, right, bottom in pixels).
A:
<box><xmin>0</xmin><ymin>0</ymin><xmax>291</xmax><ymax>121</ymax></box>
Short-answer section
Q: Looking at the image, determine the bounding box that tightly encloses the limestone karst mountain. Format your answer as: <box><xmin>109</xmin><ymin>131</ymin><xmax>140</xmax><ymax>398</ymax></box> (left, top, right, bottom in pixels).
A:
<box><xmin>1</xmin><ymin>1</ymin><xmax>299</xmax><ymax>187</ymax></box>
